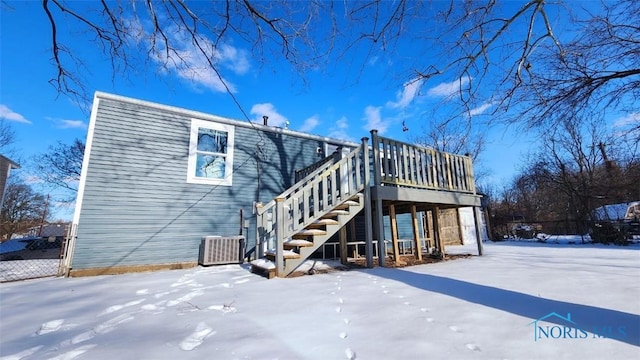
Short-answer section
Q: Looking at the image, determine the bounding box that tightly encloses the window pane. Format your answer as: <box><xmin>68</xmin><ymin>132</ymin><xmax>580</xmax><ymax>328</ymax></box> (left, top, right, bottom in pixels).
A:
<box><xmin>197</xmin><ymin>129</ymin><xmax>227</xmax><ymax>153</ymax></box>
<box><xmin>196</xmin><ymin>154</ymin><xmax>226</xmax><ymax>179</ymax></box>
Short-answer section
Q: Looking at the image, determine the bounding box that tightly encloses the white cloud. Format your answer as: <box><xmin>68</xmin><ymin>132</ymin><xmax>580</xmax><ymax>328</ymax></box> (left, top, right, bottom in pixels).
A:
<box><xmin>299</xmin><ymin>115</ymin><xmax>319</xmax><ymax>133</ymax></box>
<box><xmin>387</xmin><ymin>78</ymin><xmax>423</xmax><ymax>109</ymax></box>
<box><xmin>613</xmin><ymin>112</ymin><xmax>640</xmax><ymax>128</ymax></box>
<box><xmin>250</xmin><ymin>103</ymin><xmax>288</xmax><ymax>127</ymax></box>
<box><xmin>58</xmin><ymin>120</ymin><xmax>87</xmax><ymax>129</ymax></box>
<box><xmin>145</xmin><ymin>24</ymin><xmax>250</xmax><ymax>93</ymax></box>
<box><xmin>363</xmin><ymin>106</ymin><xmax>389</xmax><ymax>134</ymax></box>
<box><xmin>467</xmin><ymin>102</ymin><xmax>495</xmax><ymax>117</ymax></box>
<box><xmin>426</xmin><ymin>76</ymin><xmax>471</xmax><ymax>98</ymax></box>
<box><xmin>328</xmin><ymin>116</ymin><xmax>356</xmax><ymax>142</ymax></box>
<box><xmin>0</xmin><ymin>105</ymin><xmax>31</xmax><ymax>124</ymax></box>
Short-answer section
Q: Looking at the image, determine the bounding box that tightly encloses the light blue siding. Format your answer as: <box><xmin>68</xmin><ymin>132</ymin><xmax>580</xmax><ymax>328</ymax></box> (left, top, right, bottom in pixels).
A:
<box><xmin>72</xmin><ymin>95</ymin><xmax>351</xmax><ymax>270</ymax></box>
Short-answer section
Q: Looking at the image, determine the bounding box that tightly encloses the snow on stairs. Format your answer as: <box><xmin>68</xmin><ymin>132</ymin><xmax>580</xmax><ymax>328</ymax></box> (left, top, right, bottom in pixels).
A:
<box><xmin>251</xmin><ymin>193</ymin><xmax>365</xmax><ymax>278</ymax></box>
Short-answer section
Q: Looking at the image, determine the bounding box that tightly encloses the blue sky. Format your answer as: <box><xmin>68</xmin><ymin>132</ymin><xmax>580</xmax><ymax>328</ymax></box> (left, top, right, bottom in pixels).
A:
<box><xmin>1</xmin><ymin>1</ymin><xmax>615</xmax><ymax>219</ymax></box>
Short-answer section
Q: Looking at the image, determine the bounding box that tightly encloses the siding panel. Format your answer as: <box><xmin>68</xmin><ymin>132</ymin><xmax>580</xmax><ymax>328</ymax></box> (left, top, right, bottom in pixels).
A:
<box><xmin>72</xmin><ymin>96</ymin><xmax>342</xmax><ymax>270</ymax></box>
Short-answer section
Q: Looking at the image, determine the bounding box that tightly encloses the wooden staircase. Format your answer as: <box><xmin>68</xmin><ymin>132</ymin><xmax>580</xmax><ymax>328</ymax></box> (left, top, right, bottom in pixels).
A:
<box><xmin>252</xmin><ymin>140</ymin><xmax>370</xmax><ymax>278</ymax></box>
<box><xmin>254</xmin><ymin>194</ymin><xmax>365</xmax><ymax>278</ymax></box>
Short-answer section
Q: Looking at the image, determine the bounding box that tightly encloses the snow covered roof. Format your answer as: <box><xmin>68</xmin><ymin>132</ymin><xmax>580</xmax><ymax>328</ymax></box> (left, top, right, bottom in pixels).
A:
<box><xmin>592</xmin><ymin>201</ymin><xmax>640</xmax><ymax>221</ymax></box>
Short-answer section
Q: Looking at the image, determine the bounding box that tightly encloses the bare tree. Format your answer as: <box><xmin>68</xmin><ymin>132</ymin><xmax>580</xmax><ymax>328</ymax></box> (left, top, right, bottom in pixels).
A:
<box><xmin>31</xmin><ymin>139</ymin><xmax>84</xmax><ymax>199</ymax></box>
<box><xmin>0</xmin><ymin>180</ymin><xmax>49</xmax><ymax>241</ymax></box>
<box><xmin>497</xmin><ymin>115</ymin><xmax>639</xmax><ymax>234</ymax></box>
<box><xmin>40</xmin><ymin>0</ymin><xmax>334</xmax><ymax>115</ymax></box>
<box><xmin>0</xmin><ymin>120</ymin><xmax>15</xmax><ymax>152</ymax></box>
<box><xmin>36</xmin><ymin>1</ymin><xmax>639</xmax><ymax>134</ymax></box>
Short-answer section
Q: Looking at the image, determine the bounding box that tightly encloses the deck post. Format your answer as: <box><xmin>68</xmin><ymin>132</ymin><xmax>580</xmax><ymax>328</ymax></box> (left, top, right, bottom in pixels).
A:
<box><xmin>371</xmin><ymin>130</ymin><xmax>382</xmax><ymax>186</ymax></box>
<box><xmin>433</xmin><ymin>206</ymin><xmax>445</xmax><ymax>259</ymax></box>
<box><xmin>339</xmin><ymin>225</ymin><xmax>348</xmax><ymax>265</ymax></box>
<box><xmin>375</xmin><ymin>198</ymin><xmax>385</xmax><ymax>266</ymax></box>
<box><xmin>389</xmin><ymin>204</ymin><xmax>400</xmax><ymax>265</ymax></box>
<box><xmin>473</xmin><ymin>206</ymin><xmax>484</xmax><ymax>256</ymax></box>
<box><xmin>371</xmin><ymin>130</ymin><xmax>386</xmax><ymax>266</ymax></box>
<box><xmin>362</xmin><ymin>137</ymin><xmax>374</xmax><ymax>268</ymax></box>
<box><xmin>275</xmin><ymin>197</ymin><xmax>285</xmax><ymax>277</ymax></box>
<box><xmin>255</xmin><ymin>202</ymin><xmax>264</xmax><ymax>259</ymax></box>
<box><xmin>411</xmin><ymin>205</ymin><xmax>423</xmax><ymax>261</ymax></box>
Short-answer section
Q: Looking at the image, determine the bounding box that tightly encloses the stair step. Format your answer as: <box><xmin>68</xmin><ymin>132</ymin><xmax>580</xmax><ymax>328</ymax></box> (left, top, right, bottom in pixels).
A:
<box><xmin>321</xmin><ymin>210</ymin><xmax>349</xmax><ymax>219</ymax></box>
<box><xmin>284</xmin><ymin>239</ymin><xmax>314</xmax><ymax>248</ymax></box>
<box><xmin>266</xmin><ymin>249</ymin><xmax>301</xmax><ymax>260</ymax></box>
<box><xmin>333</xmin><ymin>200</ymin><xmax>360</xmax><ymax>210</ymax></box>
<box><xmin>250</xmin><ymin>259</ymin><xmax>276</xmax><ymax>279</ymax></box>
<box><xmin>306</xmin><ymin>218</ymin><xmax>340</xmax><ymax>229</ymax></box>
<box><xmin>292</xmin><ymin>229</ymin><xmax>328</xmax><ymax>239</ymax></box>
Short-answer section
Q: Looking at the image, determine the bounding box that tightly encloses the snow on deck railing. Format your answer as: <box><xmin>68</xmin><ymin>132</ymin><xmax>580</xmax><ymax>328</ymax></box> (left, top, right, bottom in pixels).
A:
<box><xmin>256</xmin><ymin>137</ymin><xmax>370</xmax><ymax>276</ymax></box>
<box><xmin>370</xmin><ymin>130</ymin><xmax>476</xmax><ymax>194</ymax></box>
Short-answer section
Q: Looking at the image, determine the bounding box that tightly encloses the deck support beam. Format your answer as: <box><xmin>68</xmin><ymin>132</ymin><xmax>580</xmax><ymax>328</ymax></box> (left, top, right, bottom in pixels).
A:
<box><xmin>433</xmin><ymin>206</ymin><xmax>445</xmax><ymax>259</ymax></box>
<box><xmin>339</xmin><ymin>225</ymin><xmax>348</xmax><ymax>265</ymax></box>
<box><xmin>275</xmin><ymin>197</ymin><xmax>285</xmax><ymax>277</ymax></box>
<box><xmin>411</xmin><ymin>205</ymin><xmax>423</xmax><ymax>261</ymax></box>
<box><xmin>473</xmin><ymin>206</ymin><xmax>484</xmax><ymax>256</ymax></box>
<box><xmin>389</xmin><ymin>204</ymin><xmax>400</xmax><ymax>265</ymax></box>
<box><xmin>362</xmin><ymin>136</ymin><xmax>374</xmax><ymax>268</ymax></box>
<box><xmin>375</xmin><ymin>198</ymin><xmax>385</xmax><ymax>266</ymax></box>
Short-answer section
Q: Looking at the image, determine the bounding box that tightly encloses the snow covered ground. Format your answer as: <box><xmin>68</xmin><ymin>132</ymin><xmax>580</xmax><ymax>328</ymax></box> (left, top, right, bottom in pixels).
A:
<box><xmin>1</xmin><ymin>240</ymin><xmax>638</xmax><ymax>360</ymax></box>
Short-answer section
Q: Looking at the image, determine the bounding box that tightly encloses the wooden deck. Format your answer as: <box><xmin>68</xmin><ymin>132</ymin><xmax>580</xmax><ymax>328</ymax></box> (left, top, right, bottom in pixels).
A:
<box><xmin>254</xmin><ymin>131</ymin><xmax>485</xmax><ymax>278</ymax></box>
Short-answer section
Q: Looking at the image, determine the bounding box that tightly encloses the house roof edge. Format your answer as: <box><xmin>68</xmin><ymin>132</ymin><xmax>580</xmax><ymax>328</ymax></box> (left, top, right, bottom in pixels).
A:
<box><xmin>94</xmin><ymin>91</ymin><xmax>360</xmax><ymax>147</ymax></box>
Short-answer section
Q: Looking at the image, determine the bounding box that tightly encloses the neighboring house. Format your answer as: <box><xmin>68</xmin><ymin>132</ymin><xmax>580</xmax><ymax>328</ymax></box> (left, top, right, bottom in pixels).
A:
<box><xmin>0</xmin><ymin>154</ymin><xmax>20</xmax><ymax>210</ymax></box>
<box><xmin>64</xmin><ymin>92</ymin><xmax>484</xmax><ymax>277</ymax></box>
<box><xmin>19</xmin><ymin>222</ymin><xmax>71</xmax><ymax>239</ymax></box>
<box><xmin>592</xmin><ymin>201</ymin><xmax>640</xmax><ymax>221</ymax></box>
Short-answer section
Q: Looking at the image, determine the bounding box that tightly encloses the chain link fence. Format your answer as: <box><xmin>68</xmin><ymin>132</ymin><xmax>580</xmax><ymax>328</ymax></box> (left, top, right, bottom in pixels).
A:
<box><xmin>0</xmin><ymin>225</ymin><xmax>70</xmax><ymax>282</ymax></box>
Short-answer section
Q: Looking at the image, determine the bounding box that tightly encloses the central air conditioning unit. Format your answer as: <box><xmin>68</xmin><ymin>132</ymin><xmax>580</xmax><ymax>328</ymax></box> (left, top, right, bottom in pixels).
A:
<box><xmin>199</xmin><ymin>235</ymin><xmax>245</xmax><ymax>266</ymax></box>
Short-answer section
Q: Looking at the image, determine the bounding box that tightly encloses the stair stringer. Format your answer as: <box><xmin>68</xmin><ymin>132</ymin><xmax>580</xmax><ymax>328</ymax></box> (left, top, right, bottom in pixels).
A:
<box><xmin>283</xmin><ymin>194</ymin><xmax>365</xmax><ymax>276</ymax></box>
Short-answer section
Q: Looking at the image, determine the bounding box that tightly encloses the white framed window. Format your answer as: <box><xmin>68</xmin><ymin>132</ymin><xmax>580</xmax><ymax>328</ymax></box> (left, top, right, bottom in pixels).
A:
<box><xmin>187</xmin><ymin>119</ymin><xmax>235</xmax><ymax>186</ymax></box>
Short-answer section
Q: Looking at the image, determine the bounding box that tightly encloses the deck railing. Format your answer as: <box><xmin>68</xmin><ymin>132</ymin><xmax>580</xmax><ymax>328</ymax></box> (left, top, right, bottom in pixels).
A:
<box><xmin>371</xmin><ymin>130</ymin><xmax>475</xmax><ymax>194</ymax></box>
<box><xmin>256</xmin><ymin>138</ymin><xmax>370</xmax><ymax>274</ymax></box>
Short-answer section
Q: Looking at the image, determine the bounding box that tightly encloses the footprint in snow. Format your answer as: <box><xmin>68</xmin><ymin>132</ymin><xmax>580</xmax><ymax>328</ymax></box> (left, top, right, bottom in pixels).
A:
<box><xmin>420</xmin><ymin>308</ymin><xmax>430</xmax><ymax>312</ymax></box>
<box><xmin>339</xmin><ymin>332</ymin><xmax>348</xmax><ymax>339</ymax></box>
<box><xmin>48</xmin><ymin>344</ymin><xmax>97</xmax><ymax>360</ymax></box>
<box><xmin>94</xmin><ymin>314</ymin><xmax>135</xmax><ymax>334</ymax></box>
<box><xmin>466</xmin><ymin>343</ymin><xmax>481</xmax><ymax>352</ymax></box>
<box><xmin>345</xmin><ymin>348</ymin><xmax>357</xmax><ymax>360</ymax></box>
<box><xmin>338</xmin><ymin>298</ymin><xmax>344</xmax><ymax>304</ymax></box>
<box><xmin>336</xmin><ymin>307</ymin><xmax>342</xmax><ymax>313</ymax></box>
<box><xmin>449</xmin><ymin>326</ymin><xmax>461</xmax><ymax>333</ymax></box>
<box><xmin>1</xmin><ymin>345</ymin><xmax>43</xmax><ymax>359</ymax></box>
<box><xmin>179</xmin><ymin>322</ymin><xmax>215</xmax><ymax>351</ymax></box>
<box><xmin>343</xmin><ymin>318</ymin><xmax>350</xmax><ymax>324</ymax></box>
<box><xmin>154</xmin><ymin>289</ymin><xmax>179</xmax><ymax>299</ymax></box>
<box><xmin>99</xmin><ymin>299</ymin><xmax>146</xmax><ymax>316</ymax></box>
<box><xmin>136</xmin><ymin>289</ymin><xmax>149</xmax><ymax>295</ymax></box>
<box><xmin>171</xmin><ymin>278</ymin><xmax>195</xmax><ymax>287</ymax></box>
<box><xmin>166</xmin><ymin>290</ymin><xmax>204</xmax><ymax>307</ymax></box>
<box><xmin>36</xmin><ymin>319</ymin><xmax>65</xmax><ymax>335</ymax></box>
<box><xmin>425</xmin><ymin>318</ymin><xmax>434</xmax><ymax>323</ymax></box>
<box><xmin>234</xmin><ymin>279</ymin><xmax>250</xmax><ymax>285</ymax></box>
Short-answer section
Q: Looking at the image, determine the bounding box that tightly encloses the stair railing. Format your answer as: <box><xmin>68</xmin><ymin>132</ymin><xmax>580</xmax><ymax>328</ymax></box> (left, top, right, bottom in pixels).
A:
<box><xmin>256</xmin><ymin>137</ymin><xmax>370</xmax><ymax>276</ymax></box>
